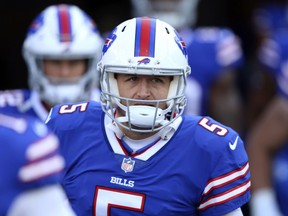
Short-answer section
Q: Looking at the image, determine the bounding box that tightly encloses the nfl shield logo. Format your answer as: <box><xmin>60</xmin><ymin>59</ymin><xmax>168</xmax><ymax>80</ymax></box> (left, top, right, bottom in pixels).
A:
<box><xmin>121</xmin><ymin>158</ymin><xmax>135</xmax><ymax>173</ymax></box>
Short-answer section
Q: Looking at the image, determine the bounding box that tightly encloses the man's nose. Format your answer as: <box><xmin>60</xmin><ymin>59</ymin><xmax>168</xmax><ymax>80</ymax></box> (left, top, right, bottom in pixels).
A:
<box><xmin>59</xmin><ymin>63</ymin><xmax>72</xmax><ymax>77</ymax></box>
<box><xmin>136</xmin><ymin>80</ymin><xmax>151</xmax><ymax>99</ymax></box>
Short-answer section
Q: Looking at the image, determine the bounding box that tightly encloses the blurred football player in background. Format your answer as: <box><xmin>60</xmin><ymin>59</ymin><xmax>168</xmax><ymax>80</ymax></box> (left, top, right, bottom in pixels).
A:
<box><xmin>247</xmin><ymin>10</ymin><xmax>288</xmax><ymax>215</ymax></box>
<box><xmin>0</xmin><ymin>4</ymin><xmax>103</xmax><ymax>121</ymax></box>
<box><xmin>0</xmin><ymin>109</ymin><xmax>75</xmax><ymax>216</ymax></box>
<box><xmin>245</xmin><ymin>0</ymin><xmax>287</xmax><ymax>130</ymax></box>
<box><xmin>130</xmin><ymin>0</ymin><xmax>245</xmax><ymax>133</ymax></box>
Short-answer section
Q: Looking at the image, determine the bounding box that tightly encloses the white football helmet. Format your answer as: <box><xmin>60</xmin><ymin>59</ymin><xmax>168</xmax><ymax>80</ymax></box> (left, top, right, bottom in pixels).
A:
<box><xmin>98</xmin><ymin>17</ymin><xmax>191</xmax><ymax>133</ymax></box>
<box><xmin>23</xmin><ymin>4</ymin><xmax>103</xmax><ymax>105</ymax></box>
<box><xmin>130</xmin><ymin>0</ymin><xmax>199</xmax><ymax>30</ymax></box>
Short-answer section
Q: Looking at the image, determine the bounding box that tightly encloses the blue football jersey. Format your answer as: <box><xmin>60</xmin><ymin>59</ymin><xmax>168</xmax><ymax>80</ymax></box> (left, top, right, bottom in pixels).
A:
<box><xmin>183</xmin><ymin>27</ymin><xmax>244</xmax><ymax>115</ymax></box>
<box><xmin>0</xmin><ymin>89</ymin><xmax>49</xmax><ymax>121</ymax></box>
<box><xmin>254</xmin><ymin>2</ymin><xmax>288</xmax><ymax>35</ymax></box>
<box><xmin>47</xmin><ymin>101</ymin><xmax>251</xmax><ymax>216</ymax></box>
<box><xmin>0</xmin><ymin>111</ymin><xmax>65</xmax><ymax>215</ymax></box>
<box><xmin>258</xmin><ymin>28</ymin><xmax>288</xmax><ymax>215</ymax></box>
<box><xmin>260</xmin><ymin>29</ymin><xmax>288</xmax><ymax>99</ymax></box>
<box><xmin>0</xmin><ymin>88</ymin><xmax>101</xmax><ymax>121</ymax></box>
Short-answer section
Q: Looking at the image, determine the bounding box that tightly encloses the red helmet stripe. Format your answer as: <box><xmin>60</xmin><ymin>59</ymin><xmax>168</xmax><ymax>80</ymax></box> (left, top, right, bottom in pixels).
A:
<box><xmin>57</xmin><ymin>5</ymin><xmax>72</xmax><ymax>42</ymax></box>
<box><xmin>135</xmin><ymin>17</ymin><xmax>156</xmax><ymax>57</ymax></box>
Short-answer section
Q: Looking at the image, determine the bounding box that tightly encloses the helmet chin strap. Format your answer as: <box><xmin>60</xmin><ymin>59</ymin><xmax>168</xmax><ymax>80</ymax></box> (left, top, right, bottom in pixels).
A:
<box><xmin>117</xmin><ymin>105</ymin><xmax>169</xmax><ymax>129</ymax></box>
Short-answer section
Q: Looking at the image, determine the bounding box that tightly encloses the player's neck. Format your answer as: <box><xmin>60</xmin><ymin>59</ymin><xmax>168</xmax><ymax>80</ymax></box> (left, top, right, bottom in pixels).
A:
<box><xmin>42</xmin><ymin>101</ymin><xmax>53</xmax><ymax>112</ymax></box>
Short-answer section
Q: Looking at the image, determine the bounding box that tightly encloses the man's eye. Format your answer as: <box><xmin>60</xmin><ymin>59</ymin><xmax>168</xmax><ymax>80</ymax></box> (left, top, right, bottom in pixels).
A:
<box><xmin>127</xmin><ymin>77</ymin><xmax>138</xmax><ymax>81</ymax></box>
<box><xmin>152</xmin><ymin>78</ymin><xmax>163</xmax><ymax>83</ymax></box>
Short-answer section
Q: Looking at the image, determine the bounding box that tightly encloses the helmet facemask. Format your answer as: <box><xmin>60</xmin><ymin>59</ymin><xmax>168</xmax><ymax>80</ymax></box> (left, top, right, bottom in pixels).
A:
<box><xmin>25</xmin><ymin>53</ymin><xmax>98</xmax><ymax>105</ymax></box>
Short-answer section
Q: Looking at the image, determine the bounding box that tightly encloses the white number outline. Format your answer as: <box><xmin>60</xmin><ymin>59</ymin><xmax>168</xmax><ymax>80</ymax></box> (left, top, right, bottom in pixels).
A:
<box><xmin>198</xmin><ymin>117</ymin><xmax>228</xmax><ymax>136</ymax></box>
<box><xmin>93</xmin><ymin>186</ymin><xmax>145</xmax><ymax>216</ymax></box>
<box><xmin>59</xmin><ymin>102</ymin><xmax>89</xmax><ymax>114</ymax></box>
<box><xmin>0</xmin><ymin>90</ymin><xmax>24</xmax><ymax>107</ymax></box>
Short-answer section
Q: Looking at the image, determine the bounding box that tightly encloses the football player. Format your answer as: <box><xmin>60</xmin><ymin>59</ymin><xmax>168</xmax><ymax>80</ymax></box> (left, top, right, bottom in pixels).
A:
<box><xmin>47</xmin><ymin>17</ymin><xmax>250</xmax><ymax>216</ymax></box>
<box><xmin>0</xmin><ymin>4</ymin><xmax>103</xmax><ymax>121</ymax></box>
<box><xmin>0</xmin><ymin>110</ymin><xmax>75</xmax><ymax>216</ymax></box>
<box><xmin>248</xmin><ymin>27</ymin><xmax>288</xmax><ymax>216</ymax></box>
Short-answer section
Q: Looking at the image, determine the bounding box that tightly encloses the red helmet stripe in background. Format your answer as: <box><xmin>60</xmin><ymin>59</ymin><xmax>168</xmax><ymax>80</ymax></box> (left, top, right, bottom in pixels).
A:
<box><xmin>57</xmin><ymin>5</ymin><xmax>72</xmax><ymax>42</ymax></box>
<box><xmin>134</xmin><ymin>17</ymin><xmax>156</xmax><ymax>57</ymax></box>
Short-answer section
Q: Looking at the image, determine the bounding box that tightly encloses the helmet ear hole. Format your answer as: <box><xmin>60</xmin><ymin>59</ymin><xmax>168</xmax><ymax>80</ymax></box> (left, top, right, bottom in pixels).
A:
<box><xmin>165</xmin><ymin>27</ymin><xmax>170</xmax><ymax>34</ymax></box>
<box><xmin>121</xmin><ymin>26</ymin><xmax>127</xmax><ymax>32</ymax></box>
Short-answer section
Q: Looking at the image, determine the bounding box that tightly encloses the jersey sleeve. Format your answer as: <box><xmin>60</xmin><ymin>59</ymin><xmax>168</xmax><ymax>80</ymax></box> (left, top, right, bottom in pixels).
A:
<box><xmin>18</xmin><ymin>133</ymin><xmax>65</xmax><ymax>185</ymax></box>
<box><xmin>0</xmin><ymin>113</ymin><xmax>65</xmax><ymax>185</ymax></box>
<box><xmin>196</xmin><ymin>118</ymin><xmax>251</xmax><ymax>215</ymax></box>
<box><xmin>45</xmin><ymin>101</ymin><xmax>91</xmax><ymax>130</ymax></box>
<box><xmin>0</xmin><ymin>113</ymin><xmax>65</xmax><ymax>215</ymax></box>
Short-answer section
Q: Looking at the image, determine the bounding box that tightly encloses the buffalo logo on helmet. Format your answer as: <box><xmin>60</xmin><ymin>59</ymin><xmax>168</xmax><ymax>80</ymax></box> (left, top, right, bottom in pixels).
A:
<box><xmin>137</xmin><ymin>58</ymin><xmax>151</xmax><ymax>65</ymax></box>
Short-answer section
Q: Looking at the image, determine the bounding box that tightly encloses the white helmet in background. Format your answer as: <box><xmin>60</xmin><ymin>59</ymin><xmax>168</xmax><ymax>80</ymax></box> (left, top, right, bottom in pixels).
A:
<box><xmin>23</xmin><ymin>4</ymin><xmax>103</xmax><ymax>105</ymax></box>
<box><xmin>130</xmin><ymin>0</ymin><xmax>199</xmax><ymax>30</ymax></box>
<box><xmin>98</xmin><ymin>17</ymin><xmax>191</xmax><ymax>133</ymax></box>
